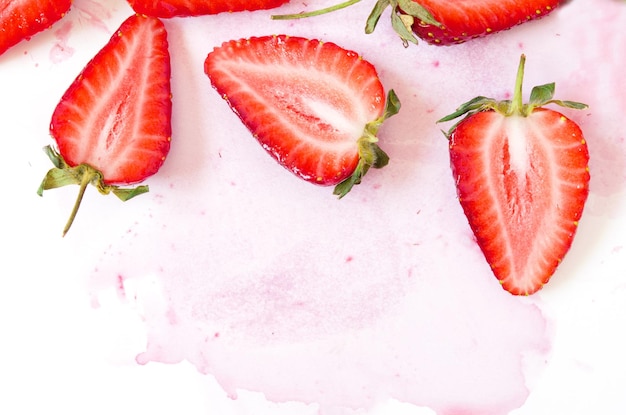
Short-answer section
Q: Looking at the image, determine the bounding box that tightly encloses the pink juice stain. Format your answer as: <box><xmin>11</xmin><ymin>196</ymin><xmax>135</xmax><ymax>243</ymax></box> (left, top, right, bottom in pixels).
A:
<box><xmin>553</xmin><ymin>1</ymin><xmax>626</xmax><ymax>201</ymax></box>
<box><xmin>47</xmin><ymin>0</ymin><xmax>115</xmax><ymax>64</ymax></box>
<box><xmin>49</xmin><ymin>21</ymin><xmax>74</xmax><ymax>63</ymax></box>
<box><xmin>89</xmin><ymin>175</ymin><xmax>551</xmax><ymax>415</ymax></box>
<box><xmin>74</xmin><ymin>0</ymin><xmax>113</xmax><ymax>33</ymax></box>
<box><xmin>84</xmin><ymin>0</ymin><xmax>626</xmax><ymax>413</ymax></box>
<box><xmin>88</xmin><ymin>66</ymin><xmax>553</xmax><ymax>413</ymax></box>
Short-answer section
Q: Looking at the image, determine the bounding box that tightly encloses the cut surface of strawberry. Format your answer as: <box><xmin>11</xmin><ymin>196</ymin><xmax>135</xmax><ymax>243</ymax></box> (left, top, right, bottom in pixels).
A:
<box><xmin>0</xmin><ymin>0</ymin><xmax>72</xmax><ymax>56</ymax></box>
<box><xmin>439</xmin><ymin>54</ymin><xmax>589</xmax><ymax>295</ymax></box>
<box><xmin>204</xmin><ymin>35</ymin><xmax>399</xmax><ymax>197</ymax></box>
<box><xmin>38</xmin><ymin>14</ymin><xmax>172</xmax><ymax>236</ymax></box>
<box><xmin>126</xmin><ymin>0</ymin><xmax>291</xmax><ymax>18</ymax></box>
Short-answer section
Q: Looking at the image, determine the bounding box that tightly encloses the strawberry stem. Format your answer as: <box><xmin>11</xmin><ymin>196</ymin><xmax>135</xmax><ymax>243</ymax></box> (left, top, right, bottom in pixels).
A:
<box><xmin>510</xmin><ymin>54</ymin><xmax>526</xmax><ymax>116</ymax></box>
<box><xmin>272</xmin><ymin>0</ymin><xmax>440</xmax><ymax>47</ymax></box>
<box><xmin>38</xmin><ymin>145</ymin><xmax>150</xmax><ymax>236</ymax></box>
<box><xmin>271</xmin><ymin>0</ymin><xmax>361</xmax><ymax>20</ymax></box>
<box><xmin>438</xmin><ymin>54</ymin><xmax>589</xmax><ymax>136</ymax></box>
<box><xmin>63</xmin><ymin>171</ymin><xmax>93</xmax><ymax>237</ymax></box>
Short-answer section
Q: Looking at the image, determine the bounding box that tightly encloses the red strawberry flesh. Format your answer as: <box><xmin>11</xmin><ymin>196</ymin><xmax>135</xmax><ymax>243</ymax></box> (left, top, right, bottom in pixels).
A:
<box><xmin>127</xmin><ymin>0</ymin><xmax>291</xmax><ymax>18</ymax></box>
<box><xmin>50</xmin><ymin>14</ymin><xmax>171</xmax><ymax>185</ymax></box>
<box><xmin>450</xmin><ymin>110</ymin><xmax>589</xmax><ymax>294</ymax></box>
<box><xmin>441</xmin><ymin>55</ymin><xmax>589</xmax><ymax>295</ymax></box>
<box><xmin>0</xmin><ymin>0</ymin><xmax>72</xmax><ymax>56</ymax></box>
<box><xmin>39</xmin><ymin>14</ymin><xmax>172</xmax><ymax>236</ymax></box>
<box><xmin>204</xmin><ymin>35</ymin><xmax>395</xmax><ymax>194</ymax></box>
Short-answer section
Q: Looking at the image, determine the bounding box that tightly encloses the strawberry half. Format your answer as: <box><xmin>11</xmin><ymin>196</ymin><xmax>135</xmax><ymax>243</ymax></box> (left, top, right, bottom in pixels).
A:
<box><xmin>439</xmin><ymin>55</ymin><xmax>589</xmax><ymax>295</ymax></box>
<box><xmin>204</xmin><ymin>35</ymin><xmax>399</xmax><ymax>198</ymax></box>
<box><xmin>273</xmin><ymin>0</ymin><xmax>560</xmax><ymax>47</ymax></box>
<box><xmin>0</xmin><ymin>0</ymin><xmax>72</xmax><ymax>56</ymax></box>
<box><xmin>38</xmin><ymin>14</ymin><xmax>172</xmax><ymax>236</ymax></box>
<box><xmin>126</xmin><ymin>0</ymin><xmax>291</xmax><ymax>18</ymax></box>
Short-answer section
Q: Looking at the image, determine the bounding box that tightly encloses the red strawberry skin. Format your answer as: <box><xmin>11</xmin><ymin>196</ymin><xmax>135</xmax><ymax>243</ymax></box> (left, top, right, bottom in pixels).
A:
<box><xmin>449</xmin><ymin>109</ymin><xmax>589</xmax><ymax>295</ymax></box>
<box><xmin>127</xmin><ymin>0</ymin><xmax>290</xmax><ymax>18</ymax></box>
<box><xmin>409</xmin><ymin>0</ymin><xmax>561</xmax><ymax>45</ymax></box>
<box><xmin>204</xmin><ymin>35</ymin><xmax>394</xmax><ymax>193</ymax></box>
<box><xmin>50</xmin><ymin>13</ymin><xmax>172</xmax><ymax>185</ymax></box>
<box><xmin>0</xmin><ymin>0</ymin><xmax>72</xmax><ymax>56</ymax></box>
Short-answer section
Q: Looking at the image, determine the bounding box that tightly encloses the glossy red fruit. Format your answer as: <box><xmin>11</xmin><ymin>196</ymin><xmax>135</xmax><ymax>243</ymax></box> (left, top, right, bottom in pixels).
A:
<box><xmin>273</xmin><ymin>0</ymin><xmax>562</xmax><ymax>47</ymax></box>
<box><xmin>409</xmin><ymin>0</ymin><xmax>562</xmax><ymax>45</ymax></box>
<box><xmin>439</xmin><ymin>55</ymin><xmax>590</xmax><ymax>295</ymax></box>
<box><xmin>126</xmin><ymin>0</ymin><xmax>291</xmax><ymax>18</ymax></box>
<box><xmin>204</xmin><ymin>35</ymin><xmax>399</xmax><ymax>197</ymax></box>
<box><xmin>0</xmin><ymin>0</ymin><xmax>72</xmax><ymax>56</ymax></box>
<box><xmin>38</xmin><ymin>14</ymin><xmax>172</xmax><ymax>236</ymax></box>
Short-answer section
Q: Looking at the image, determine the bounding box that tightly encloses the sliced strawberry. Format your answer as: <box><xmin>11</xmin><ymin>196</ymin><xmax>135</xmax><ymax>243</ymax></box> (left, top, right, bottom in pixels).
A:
<box><xmin>38</xmin><ymin>14</ymin><xmax>172</xmax><ymax>236</ymax></box>
<box><xmin>0</xmin><ymin>0</ymin><xmax>72</xmax><ymax>56</ymax></box>
<box><xmin>126</xmin><ymin>0</ymin><xmax>291</xmax><ymax>18</ymax></box>
<box><xmin>204</xmin><ymin>35</ymin><xmax>399</xmax><ymax>197</ymax></box>
<box><xmin>439</xmin><ymin>55</ymin><xmax>589</xmax><ymax>295</ymax></box>
<box><xmin>409</xmin><ymin>0</ymin><xmax>562</xmax><ymax>45</ymax></box>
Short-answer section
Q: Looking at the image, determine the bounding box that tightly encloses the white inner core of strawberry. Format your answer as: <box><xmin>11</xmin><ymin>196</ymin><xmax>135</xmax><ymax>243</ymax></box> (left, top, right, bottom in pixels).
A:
<box><xmin>300</xmin><ymin>96</ymin><xmax>363</xmax><ymax>146</ymax></box>
<box><xmin>504</xmin><ymin>116</ymin><xmax>530</xmax><ymax>174</ymax></box>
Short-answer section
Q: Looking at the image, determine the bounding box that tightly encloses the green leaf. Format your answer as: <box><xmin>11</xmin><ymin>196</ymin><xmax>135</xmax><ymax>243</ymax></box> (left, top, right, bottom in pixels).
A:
<box><xmin>539</xmin><ymin>99</ymin><xmax>588</xmax><ymax>110</ymax></box>
<box><xmin>365</xmin><ymin>0</ymin><xmax>390</xmax><ymax>34</ymax></box>
<box><xmin>437</xmin><ymin>96</ymin><xmax>499</xmax><ymax>138</ymax></box>
<box><xmin>529</xmin><ymin>82</ymin><xmax>555</xmax><ymax>106</ymax></box>
<box><xmin>333</xmin><ymin>162</ymin><xmax>363</xmax><ymax>198</ymax></box>
<box><xmin>437</xmin><ymin>96</ymin><xmax>495</xmax><ymax>123</ymax></box>
<box><xmin>558</xmin><ymin>100</ymin><xmax>589</xmax><ymax>110</ymax></box>
<box><xmin>42</xmin><ymin>145</ymin><xmax>67</xmax><ymax>169</ymax></box>
<box><xmin>112</xmin><ymin>186</ymin><xmax>150</xmax><ymax>201</ymax></box>
<box><xmin>390</xmin><ymin>8</ymin><xmax>419</xmax><ymax>45</ymax></box>
<box><xmin>383</xmin><ymin>89</ymin><xmax>401</xmax><ymax>119</ymax></box>
<box><xmin>38</xmin><ymin>168</ymin><xmax>76</xmax><ymax>195</ymax></box>
<box><xmin>333</xmin><ymin>177</ymin><xmax>357</xmax><ymax>199</ymax></box>
<box><xmin>396</xmin><ymin>0</ymin><xmax>441</xmax><ymax>26</ymax></box>
<box><xmin>372</xmin><ymin>145</ymin><xmax>390</xmax><ymax>169</ymax></box>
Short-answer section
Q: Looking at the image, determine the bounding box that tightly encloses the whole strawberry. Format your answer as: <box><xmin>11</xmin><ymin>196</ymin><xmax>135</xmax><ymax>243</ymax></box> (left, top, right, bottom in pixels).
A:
<box><xmin>273</xmin><ymin>0</ymin><xmax>561</xmax><ymax>46</ymax></box>
<box><xmin>439</xmin><ymin>55</ymin><xmax>589</xmax><ymax>295</ymax></box>
<box><xmin>0</xmin><ymin>0</ymin><xmax>72</xmax><ymax>56</ymax></box>
<box><xmin>204</xmin><ymin>35</ymin><xmax>399</xmax><ymax>197</ymax></box>
<box><xmin>38</xmin><ymin>14</ymin><xmax>172</xmax><ymax>236</ymax></box>
<box><xmin>407</xmin><ymin>0</ymin><xmax>562</xmax><ymax>45</ymax></box>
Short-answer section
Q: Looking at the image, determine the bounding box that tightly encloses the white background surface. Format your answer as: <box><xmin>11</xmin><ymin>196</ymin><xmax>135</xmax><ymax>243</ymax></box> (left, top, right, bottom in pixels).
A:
<box><xmin>1</xmin><ymin>0</ymin><xmax>625</xmax><ymax>414</ymax></box>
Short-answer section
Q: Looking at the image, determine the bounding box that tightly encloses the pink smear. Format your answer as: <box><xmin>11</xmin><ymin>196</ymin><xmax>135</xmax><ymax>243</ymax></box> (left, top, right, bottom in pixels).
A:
<box><xmin>81</xmin><ymin>1</ymin><xmax>626</xmax><ymax>413</ymax></box>
<box><xmin>75</xmin><ymin>0</ymin><xmax>113</xmax><ymax>33</ymax></box>
<box><xmin>49</xmin><ymin>21</ymin><xmax>74</xmax><ymax>64</ymax></box>
<box><xmin>89</xmin><ymin>184</ymin><xmax>552</xmax><ymax>415</ymax></box>
<box><xmin>555</xmin><ymin>2</ymin><xmax>626</xmax><ymax>198</ymax></box>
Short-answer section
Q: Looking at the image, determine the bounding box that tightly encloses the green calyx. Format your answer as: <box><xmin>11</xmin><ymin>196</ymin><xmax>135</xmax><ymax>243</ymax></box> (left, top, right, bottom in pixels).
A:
<box><xmin>374</xmin><ymin>0</ymin><xmax>441</xmax><ymax>47</ymax></box>
<box><xmin>37</xmin><ymin>145</ymin><xmax>149</xmax><ymax>236</ymax></box>
<box><xmin>437</xmin><ymin>54</ymin><xmax>588</xmax><ymax>137</ymax></box>
<box><xmin>272</xmin><ymin>0</ymin><xmax>441</xmax><ymax>47</ymax></box>
<box><xmin>333</xmin><ymin>89</ymin><xmax>400</xmax><ymax>198</ymax></box>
